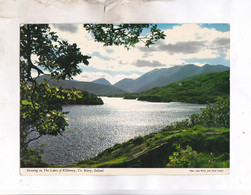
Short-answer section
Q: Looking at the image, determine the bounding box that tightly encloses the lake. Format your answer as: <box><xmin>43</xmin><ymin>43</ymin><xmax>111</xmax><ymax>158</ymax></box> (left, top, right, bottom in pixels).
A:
<box><xmin>29</xmin><ymin>97</ymin><xmax>205</xmax><ymax>166</ymax></box>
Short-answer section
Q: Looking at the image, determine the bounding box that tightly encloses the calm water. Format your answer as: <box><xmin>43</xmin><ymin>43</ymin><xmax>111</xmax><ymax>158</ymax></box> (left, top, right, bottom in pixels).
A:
<box><xmin>30</xmin><ymin>97</ymin><xmax>205</xmax><ymax>165</ymax></box>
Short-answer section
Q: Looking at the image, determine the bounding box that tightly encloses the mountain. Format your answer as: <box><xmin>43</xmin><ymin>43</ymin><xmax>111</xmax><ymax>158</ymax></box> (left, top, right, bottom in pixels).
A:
<box><xmin>92</xmin><ymin>78</ymin><xmax>112</xmax><ymax>86</ymax></box>
<box><xmin>124</xmin><ymin>70</ymin><xmax>230</xmax><ymax>104</ymax></box>
<box><xmin>113</xmin><ymin>64</ymin><xmax>230</xmax><ymax>93</ymax></box>
<box><xmin>35</xmin><ymin>75</ymin><xmax>126</xmax><ymax>96</ymax></box>
<box><xmin>113</xmin><ymin>78</ymin><xmax>135</xmax><ymax>92</ymax></box>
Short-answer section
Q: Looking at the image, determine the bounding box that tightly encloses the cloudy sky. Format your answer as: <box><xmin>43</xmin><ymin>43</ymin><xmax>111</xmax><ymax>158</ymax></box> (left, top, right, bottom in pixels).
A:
<box><xmin>50</xmin><ymin>23</ymin><xmax>230</xmax><ymax>84</ymax></box>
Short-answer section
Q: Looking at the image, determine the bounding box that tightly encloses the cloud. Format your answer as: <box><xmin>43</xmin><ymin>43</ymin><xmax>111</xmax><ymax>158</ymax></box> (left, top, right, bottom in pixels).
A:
<box><xmin>210</xmin><ymin>37</ymin><xmax>230</xmax><ymax>53</ymax></box>
<box><xmin>52</xmin><ymin>24</ymin><xmax>78</xmax><ymax>33</ymax></box>
<box><xmin>213</xmin><ymin>37</ymin><xmax>230</xmax><ymax>46</ymax></box>
<box><xmin>134</xmin><ymin>60</ymin><xmax>166</xmax><ymax>67</ymax></box>
<box><xmin>91</xmin><ymin>51</ymin><xmax>112</xmax><ymax>61</ymax></box>
<box><xmin>106</xmin><ymin>48</ymin><xmax>114</xmax><ymax>53</ymax></box>
<box><xmin>142</xmin><ymin>53</ymin><xmax>153</xmax><ymax>58</ymax></box>
<box><xmin>139</xmin><ymin>44</ymin><xmax>160</xmax><ymax>52</ymax></box>
<box><xmin>138</xmin><ymin>24</ymin><xmax>230</xmax><ymax>64</ymax></box>
<box><xmin>159</xmin><ymin>41</ymin><xmax>206</xmax><ymax>55</ymax></box>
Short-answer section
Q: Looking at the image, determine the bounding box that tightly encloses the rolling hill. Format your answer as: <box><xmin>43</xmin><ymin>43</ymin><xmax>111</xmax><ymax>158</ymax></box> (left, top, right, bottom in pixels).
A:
<box><xmin>35</xmin><ymin>75</ymin><xmax>127</xmax><ymax>96</ymax></box>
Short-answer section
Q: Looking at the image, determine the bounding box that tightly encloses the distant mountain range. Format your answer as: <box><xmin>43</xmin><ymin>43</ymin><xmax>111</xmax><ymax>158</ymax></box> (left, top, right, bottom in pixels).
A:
<box><xmin>35</xmin><ymin>75</ymin><xmax>126</xmax><ymax>96</ymax></box>
<box><xmin>35</xmin><ymin>64</ymin><xmax>229</xmax><ymax>96</ymax></box>
<box><xmin>92</xmin><ymin>78</ymin><xmax>112</xmax><ymax>86</ymax></box>
<box><xmin>113</xmin><ymin>64</ymin><xmax>230</xmax><ymax>93</ymax></box>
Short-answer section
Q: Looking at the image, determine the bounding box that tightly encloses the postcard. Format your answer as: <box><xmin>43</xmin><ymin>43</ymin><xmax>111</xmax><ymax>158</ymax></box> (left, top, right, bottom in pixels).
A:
<box><xmin>20</xmin><ymin>23</ymin><xmax>230</xmax><ymax>175</ymax></box>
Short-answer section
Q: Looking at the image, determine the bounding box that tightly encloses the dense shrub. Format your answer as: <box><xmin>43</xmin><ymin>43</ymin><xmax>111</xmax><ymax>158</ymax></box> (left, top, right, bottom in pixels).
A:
<box><xmin>189</xmin><ymin>97</ymin><xmax>230</xmax><ymax>128</ymax></box>
<box><xmin>21</xmin><ymin>147</ymin><xmax>48</xmax><ymax>168</ymax></box>
<box><xmin>167</xmin><ymin>145</ymin><xmax>229</xmax><ymax>168</ymax></box>
<box><xmin>138</xmin><ymin>95</ymin><xmax>163</xmax><ymax>102</ymax></box>
<box><xmin>123</xmin><ymin>94</ymin><xmax>137</xmax><ymax>99</ymax></box>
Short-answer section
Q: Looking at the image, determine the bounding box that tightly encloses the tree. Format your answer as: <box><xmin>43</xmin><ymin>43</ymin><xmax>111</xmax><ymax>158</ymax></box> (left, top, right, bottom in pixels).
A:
<box><xmin>20</xmin><ymin>24</ymin><xmax>90</xmax><ymax>153</ymax></box>
<box><xmin>20</xmin><ymin>24</ymin><xmax>90</xmax><ymax>82</ymax></box>
<box><xmin>20</xmin><ymin>24</ymin><xmax>166</xmax><ymax>161</ymax></box>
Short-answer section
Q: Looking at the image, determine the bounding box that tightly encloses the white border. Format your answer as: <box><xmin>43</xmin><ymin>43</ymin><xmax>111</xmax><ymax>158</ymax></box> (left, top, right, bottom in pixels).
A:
<box><xmin>1</xmin><ymin>0</ymin><xmax>251</xmax><ymax>194</ymax></box>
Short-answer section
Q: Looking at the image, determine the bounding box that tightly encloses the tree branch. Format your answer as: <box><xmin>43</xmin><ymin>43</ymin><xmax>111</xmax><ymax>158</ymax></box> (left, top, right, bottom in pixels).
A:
<box><xmin>21</xmin><ymin>134</ymin><xmax>43</xmax><ymax>150</ymax></box>
<box><xmin>26</xmin><ymin>25</ymin><xmax>44</xmax><ymax>82</ymax></box>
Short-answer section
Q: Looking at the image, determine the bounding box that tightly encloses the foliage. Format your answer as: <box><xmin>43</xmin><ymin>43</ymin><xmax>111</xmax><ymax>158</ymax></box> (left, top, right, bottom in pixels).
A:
<box><xmin>20</xmin><ymin>24</ymin><xmax>90</xmax><ymax>81</ymax></box>
<box><xmin>189</xmin><ymin>97</ymin><xmax>230</xmax><ymax>128</ymax></box>
<box><xmin>20</xmin><ymin>80</ymin><xmax>103</xmax><ymax>150</ymax></box>
<box><xmin>161</xmin><ymin>97</ymin><xmax>229</xmax><ymax>131</ymax></box>
<box><xmin>123</xmin><ymin>94</ymin><xmax>138</xmax><ymax>99</ymax></box>
<box><xmin>166</xmin><ymin>145</ymin><xmax>229</xmax><ymax>168</ymax></box>
<box><xmin>21</xmin><ymin>147</ymin><xmax>49</xmax><ymax>168</ymax></box>
<box><xmin>20</xmin><ymin>24</ymin><xmax>91</xmax><ymax>158</ymax></box>
<box><xmin>128</xmin><ymin>70</ymin><xmax>230</xmax><ymax>104</ymax></box>
<box><xmin>61</xmin><ymin>88</ymin><xmax>103</xmax><ymax>105</ymax></box>
<box><xmin>83</xmin><ymin>24</ymin><xmax>166</xmax><ymax>49</ymax></box>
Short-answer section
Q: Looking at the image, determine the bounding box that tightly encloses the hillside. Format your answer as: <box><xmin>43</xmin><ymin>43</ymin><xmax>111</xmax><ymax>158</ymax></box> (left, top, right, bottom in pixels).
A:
<box><xmin>92</xmin><ymin>78</ymin><xmax>112</xmax><ymax>86</ymax></box>
<box><xmin>35</xmin><ymin>75</ymin><xmax>127</xmax><ymax>96</ymax></box>
<box><xmin>124</xmin><ymin>70</ymin><xmax>230</xmax><ymax>104</ymax></box>
<box><xmin>113</xmin><ymin>64</ymin><xmax>229</xmax><ymax>93</ymax></box>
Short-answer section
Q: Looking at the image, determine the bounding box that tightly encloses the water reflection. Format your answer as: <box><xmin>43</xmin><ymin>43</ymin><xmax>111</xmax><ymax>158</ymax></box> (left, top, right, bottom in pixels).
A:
<box><xmin>30</xmin><ymin>97</ymin><xmax>205</xmax><ymax>165</ymax></box>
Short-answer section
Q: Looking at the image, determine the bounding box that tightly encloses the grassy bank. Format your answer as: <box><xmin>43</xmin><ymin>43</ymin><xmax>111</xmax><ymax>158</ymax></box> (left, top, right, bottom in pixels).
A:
<box><xmin>71</xmin><ymin>126</ymin><xmax>229</xmax><ymax>168</ymax></box>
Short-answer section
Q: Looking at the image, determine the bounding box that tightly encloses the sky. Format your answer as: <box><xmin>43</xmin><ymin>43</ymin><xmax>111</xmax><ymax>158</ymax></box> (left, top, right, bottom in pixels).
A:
<box><xmin>48</xmin><ymin>23</ymin><xmax>230</xmax><ymax>84</ymax></box>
